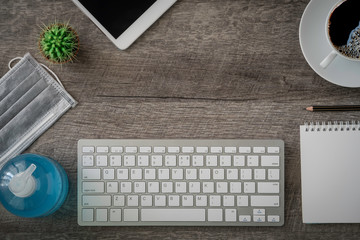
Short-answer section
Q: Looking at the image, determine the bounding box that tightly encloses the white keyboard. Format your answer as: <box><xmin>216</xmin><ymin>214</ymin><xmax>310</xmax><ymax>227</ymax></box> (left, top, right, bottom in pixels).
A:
<box><xmin>78</xmin><ymin>139</ymin><xmax>284</xmax><ymax>226</ymax></box>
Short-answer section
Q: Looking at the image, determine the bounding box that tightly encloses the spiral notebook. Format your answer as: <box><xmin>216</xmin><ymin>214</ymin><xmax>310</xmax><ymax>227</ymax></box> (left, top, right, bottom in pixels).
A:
<box><xmin>300</xmin><ymin>121</ymin><xmax>360</xmax><ymax>223</ymax></box>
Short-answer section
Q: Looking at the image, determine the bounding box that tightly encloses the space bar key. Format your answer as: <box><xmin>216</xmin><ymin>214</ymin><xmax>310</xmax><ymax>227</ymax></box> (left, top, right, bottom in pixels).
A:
<box><xmin>141</xmin><ymin>209</ymin><xmax>206</xmax><ymax>221</ymax></box>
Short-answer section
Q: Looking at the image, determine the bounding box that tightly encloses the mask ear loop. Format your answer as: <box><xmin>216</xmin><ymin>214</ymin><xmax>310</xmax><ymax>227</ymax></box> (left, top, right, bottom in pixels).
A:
<box><xmin>8</xmin><ymin>57</ymin><xmax>65</xmax><ymax>89</ymax></box>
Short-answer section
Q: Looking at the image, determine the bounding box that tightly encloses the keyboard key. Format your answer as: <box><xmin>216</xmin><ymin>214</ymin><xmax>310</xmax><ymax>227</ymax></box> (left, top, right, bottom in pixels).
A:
<box><xmin>120</xmin><ymin>182</ymin><xmax>132</xmax><ymax>193</ymax></box>
<box><xmin>192</xmin><ymin>155</ymin><xmax>204</xmax><ymax>166</ymax></box>
<box><xmin>189</xmin><ymin>182</ymin><xmax>200</xmax><ymax>193</ymax></box>
<box><xmin>161</xmin><ymin>182</ymin><xmax>173</xmax><ymax>193</ymax></box>
<box><xmin>244</xmin><ymin>182</ymin><xmax>255</xmax><ymax>193</ymax></box>
<box><xmin>220</xmin><ymin>156</ymin><xmax>231</xmax><ymax>166</ymax></box>
<box><xmin>141</xmin><ymin>209</ymin><xmax>205</xmax><ymax>221</ymax></box>
<box><xmin>145</xmin><ymin>169</ymin><xmax>156</xmax><ymax>179</ymax></box>
<box><xmin>247</xmin><ymin>156</ymin><xmax>259</xmax><ymax>166</ymax></box>
<box><xmin>127</xmin><ymin>195</ymin><xmax>138</xmax><ymax>206</ymax></box>
<box><xmin>239</xmin><ymin>215</ymin><xmax>251</xmax><ymax>222</ymax></box>
<box><xmin>168</xmin><ymin>147</ymin><xmax>180</xmax><ymax>153</ymax></box>
<box><xmin>216</xmin><ymin>182</ymin><xmax>228</xmax><ymax>193</ymax></box>
<box><xmin>96</xmin><ymin>155</ymin><xmax>107</xmax><ymax>166</ymax></box>
<box><xmin>172</xmin><ymin>169</ymin><xmax>183</xmax><ymax>179</ymax></box>
<box><xmin>195</xmin><ymin>195</ymin><xmax>207</xmax><ymax>206</ymax></box>
<box><xmin>110</xmin><ymin>209</ymin><xmax>122</xmax><ymax>222</ymax></box>
<box><xmin>261</xmin><ymin>156</ymin><xmax>280</xmax><ymax>166</ymax></box>
<box><xmin>223</xmin><ymin>195</ymin><xmax>235</xmax><ymax>206</ymax></box>
<box><xmin>165</xmin><ymin>155</ymin><xmax>176</xmax><ymax>166</ymax></box>
<box><xmin>139</xmin><ymin>147</ymin><xmax>151</xmax><ymax>153</ymax></box>
<box><xmin>253</xmin><ymin>209</ymin><xmax>266</xmax><ymax>215</ymax></box>
<box><xmin>199</xmin><ymin>169</ymin><xmax>210</xmax><ymax>180</ymax></box>
<box><xmin>82</xmin><ymin>169</ymin><xmax>100</xmax><ymax>180</ymax></box>
<box><xmin>151</xmin><ymin>155</ymin><xmax>163</xmax><ymax>166</ymax></box>
<box><xmin>83</xmin><ymin>182</ymin><xmax>104</xmax><ymax>193</ymax></box>
<box><xmin>225</xmin><ymin>209</ymin><xmax>237</xmax><ymax>222</ymax></box>
<box><xmin>210</xmin><ymin>147</ymin><xmax>222</xmax><ymax>153</ymax></box>
<box><xmin>196</xmin><ymin>147</ymin><xmax>208</xmax><ymax>153</ymax></box>
<box><xmin>96</xmin><ymin>209</ymin><xmax>107</xmax><ymax>221</ymax></box>
<box><xmin>148</xmin><ymin>182</ymin><xmax>160</xmax><ymax>193</ymax></box>
<box><xmin>208</xmin><ymin>209</ymin><xmax>222</xmax><ymax>221</ymax></box>
<box><xmin>96</xmin><ymin>146</ymin><xmax>108</xmax><ymax>153</ymax></box>
<box><xmin>267</xmin><ymin>147</ymin><xmax>280</xmax><ymax>153</ymax></box>
<box><xmin>179</xmin><ymin>155</ymin><xmax>190</xmax><ymax>166</ymax></box>
<box><xmin>213</xmin><ymin>169</ymin><xmax>224</xmax><ymax>180</ymax></box>
<box><xmin>203</xmin><ymin>182</ymin><xmax>214</xmax><ymax>193</ymax></box>
<box><xmin>113</xmin><ymin>195</ymin><xmax>125</xmax><ymax>206</ymax></box>
<box><xmin>206</xmin><ymin>156</ymin><xmax>217</xmax><ymax>166</ymax></box>
<box><xmin>82</xmin><ymin>146</ymin><xmax>94</xmax><ymax>153</ymax></box>
<box><xmin>224</xmin><ymin>147</ymin><xmax>236</xmax><ymax>153</ymax></box>
<box><xmin>254</xmin><ymin>216</ymin><xmax>266</xmax><ymax>222</ymax></box>
<box><xmin>138</xmin><ymin>155</ymin><xmax>149</xmax><ymax>166</ymax></box>
<box><xmin>209</xmin><ymin>195</ymin><xmax>221</xmax><ymax>206</ymax></box>
<box><xmin>237</xmin><ymin>196</ymin><xmax>249</xmax><ymax>206</ymax></box>
<box><xmin>124</xmin><ymin>209</ymin><xmax>138</xmax><ymax>221</ymax></box>
<box><xmin>82</xmin><ymin>155</ymin><xmax>94</xmax><ymax>166</ymax></box>
<box><xmin>268</xmin><ymin>215</ymin><xmax>280</xmax><ymax>222</ymax></box>
<box><xmin>239</xmin><ymin>147</ymin><xmax>251</xmax><ymax>153</ymax></box>
<box><xmin>110</xmin><ymin>155</ymin><xmax>121</xmax><ymax>166</ymax></box>
<box><xmin>169</xmin><ymin>195</ymin><xmax>180</xmax><ymax>206</ymax></box>
<box><xmin>141</xmin><ymin>195</ymin><xmax>152</xmax><ymax>206</ymax></box>
<box><xmin>253</xmin><ymin>147</ymin><xmax>265</xmax><ymax>153</ymax></box>
<box><xmin>125</xmin><ymin>147</ymin><xmax>137</xmax><ymax>153</ymax></box>
<box><xmin>254</xmin><ymin>169</ymin><xmax>266</xmax><ymax>180</ymax></box>
<box><xmin>227</xmin><ymin>169</ymin><xmax>238</xmax><ymax>180</ymax></box>
<box><xmin>134</xmin><ymin>182</ymin><xmax>146</xmax><ymax>193</ymax></box>
<box><xmin>175</xmin><ymin>182</ymin><xmax>187</xmax><ymax>193</ymax></box>
<box><xmin>268</xmin><ymin>169</ymin><xmax>280</xmax><ymax>180</ymax></box>
<box><xmin>158</xmin><ymin>169</ymin><xmax>170</xmax><ymax>179</ymax></box>
<box><xmin>154</xmin><ymin>195</ymin><xmax>166</xmax><ymax>206</ymax></box>
<box><xmin>82</xmin><ymin>209</ymin><xmax>94</xmax><ymax>222</ymax></box>
<box><xmin>240</xmin><ymin>169</ymin><xmax>252</xmax><ymax>180</ymax></box>
<box><xmin>83</xmin><ymin>196</ymin><xmax>111</xmax><ymax>207</ymax></box>
<box><xmin>182</xmin><ymin>195</ymin><xmax>194</xmax><ymax>206</ymax></box>
<box><xmin>124</xmin><ymin>155</ymin><xmax>135</xmax><ymax>166</ymax></box>
<box><xmin>258</xmin><ymin>182</ymin><xmax>280</xmax><ymax>193</ymax></box>
<box><xmin>251</xmin><ymin>196</ymin><xmax>280</xmax><ymax>207</ymax></box>
<box><xmin>103</xmin><ymin>169</ymin><xmax>115</xmax><ymax>180</ymax></box>
<box><xmin>131</xmin><ymin>169</ymin><xmax>142</xmax><ymax>180</ymax></box>
<box><xmin>233</xmin><ymin>156</ymin><xmax>245</xmax><ymax>166</ymax></box>
<box><xmin>185</xmin><ymin>169</ymin><xmax>197</xmax><ymax>179</ymax></box>
<box><xmin>117</xmin><ymin>169</ymin><xmax>129</xmax><ymax>179</ymax></box>
<box><xmin>154</xmin><ymin>147</ymin><xmax>166</xmax><ymax>153</ymax></box>
<box><xmin>230</xmin><ymin>182</ymin><xmax>241</xmax><ymax>193</ymax></box>
<box><xmin>182</xmin><ymin>147</ymin><xmax>194</xmax><ymax>153</ymax></box>
<box><xmin>111</xmin><ymin>146</ymin><xmax>123</xmax><ymax>153</ymax></box>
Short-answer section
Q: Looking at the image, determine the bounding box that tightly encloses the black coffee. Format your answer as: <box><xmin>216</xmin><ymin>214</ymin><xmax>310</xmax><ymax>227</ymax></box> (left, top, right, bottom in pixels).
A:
<box><xmin>329</xmin><ymin>0</ymin><xmax>360</xmax><ymax>58</ymax></box>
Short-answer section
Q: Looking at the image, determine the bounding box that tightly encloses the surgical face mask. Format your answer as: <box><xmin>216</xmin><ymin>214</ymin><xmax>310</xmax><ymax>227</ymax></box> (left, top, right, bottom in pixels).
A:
<box><xmin>0</xmin><ymin>53</ymin><xmax>77</xmax><ymax>168</ymax></box>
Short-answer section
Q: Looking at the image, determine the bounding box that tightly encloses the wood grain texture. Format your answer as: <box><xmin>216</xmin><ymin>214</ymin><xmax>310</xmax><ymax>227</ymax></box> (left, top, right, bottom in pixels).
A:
<box><xmin>1</xmin><ymin>0</ymin><xmax>360</xmax><ymax>239</ymax></box>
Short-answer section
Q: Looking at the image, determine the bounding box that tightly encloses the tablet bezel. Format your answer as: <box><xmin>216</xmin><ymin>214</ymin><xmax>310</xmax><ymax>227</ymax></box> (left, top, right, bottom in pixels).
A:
<box><xmin>71</xmin><ymin>0</ymin><xmax>177</xmax><ymax>50</ymax></box>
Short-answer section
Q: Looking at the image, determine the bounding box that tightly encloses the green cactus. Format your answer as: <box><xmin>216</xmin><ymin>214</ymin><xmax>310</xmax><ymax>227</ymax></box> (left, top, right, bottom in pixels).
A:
<box><xmin>39</xmin><ymin>22</ymin><xmax>79</xmax><ymax>63</ymax></box>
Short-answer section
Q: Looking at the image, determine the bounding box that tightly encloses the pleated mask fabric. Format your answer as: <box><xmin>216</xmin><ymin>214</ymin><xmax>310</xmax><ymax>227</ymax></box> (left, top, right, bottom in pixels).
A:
<box><xmin>0</xmin><ymin>53</ymin><xmax>77</xmax><ymax>168</ymax></box>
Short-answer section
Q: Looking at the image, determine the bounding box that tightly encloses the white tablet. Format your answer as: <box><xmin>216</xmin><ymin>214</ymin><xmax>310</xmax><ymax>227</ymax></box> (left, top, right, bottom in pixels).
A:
<box><xmin>71</xmin><ymin>0</ymin><xmax>177</xmax><ymax>50</ymax></box>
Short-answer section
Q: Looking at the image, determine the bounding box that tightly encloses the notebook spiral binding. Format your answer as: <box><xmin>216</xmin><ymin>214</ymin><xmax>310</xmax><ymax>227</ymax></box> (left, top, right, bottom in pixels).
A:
<box><xmin>304</xmin><ymin>121</ymin><xmax>360</xmax><ymax>132</ymax></box>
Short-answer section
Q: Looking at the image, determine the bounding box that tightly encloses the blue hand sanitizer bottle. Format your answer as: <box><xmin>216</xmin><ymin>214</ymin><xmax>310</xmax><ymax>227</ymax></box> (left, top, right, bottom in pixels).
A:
<box><xmin>0</xmin><ymin>154</ymin><xmax>69</xmax><ymax>218</ymax></box>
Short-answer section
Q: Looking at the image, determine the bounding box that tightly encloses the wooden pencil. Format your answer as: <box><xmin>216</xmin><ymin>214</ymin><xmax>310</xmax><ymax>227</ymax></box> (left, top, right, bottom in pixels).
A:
<box><xmin>305</xmin><ymin>105</ymin><xmax>360</xmax><ymax>112</ymax></box>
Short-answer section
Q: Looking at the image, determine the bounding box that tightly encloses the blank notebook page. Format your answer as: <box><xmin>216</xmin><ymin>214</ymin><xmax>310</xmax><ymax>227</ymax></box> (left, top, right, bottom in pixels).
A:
<box><xmin>300</xmin><ymin>123</ymin><xmax>360</xmax><ymax>223</ymax></box>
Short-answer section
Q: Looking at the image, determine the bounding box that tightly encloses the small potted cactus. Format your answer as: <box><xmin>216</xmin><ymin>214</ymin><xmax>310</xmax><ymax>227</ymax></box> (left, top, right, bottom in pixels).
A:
<box><xmin>39</xmin><ymin>22</ymin><xmax>79</xmax><ymax>64</ymax></box>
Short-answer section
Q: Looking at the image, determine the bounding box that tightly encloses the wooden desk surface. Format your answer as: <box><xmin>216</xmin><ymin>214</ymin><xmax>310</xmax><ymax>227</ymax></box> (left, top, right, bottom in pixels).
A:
<box><xmin>1</xmin><ymin>0</ymin><xmax>360</xmax><ymax>239</ymax></box>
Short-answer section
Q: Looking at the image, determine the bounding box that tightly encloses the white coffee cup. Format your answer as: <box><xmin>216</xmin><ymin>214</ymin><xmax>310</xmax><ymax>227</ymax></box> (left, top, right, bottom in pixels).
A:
<box><xmin>320</xmin><ymin>0</ymin><xmax>360</xmax><ymax>69</ymax></box>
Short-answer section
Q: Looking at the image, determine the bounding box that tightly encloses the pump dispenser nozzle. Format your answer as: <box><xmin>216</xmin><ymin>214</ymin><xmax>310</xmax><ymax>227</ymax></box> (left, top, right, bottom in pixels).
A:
<box><xmin>8</xmin><ymin>164</ymin><xmax>37</xmax><ymax>198</ymax></box>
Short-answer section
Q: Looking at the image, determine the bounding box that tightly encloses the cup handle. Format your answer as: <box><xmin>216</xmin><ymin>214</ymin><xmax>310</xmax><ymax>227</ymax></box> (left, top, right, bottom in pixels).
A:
<box><xmin>320</xmin><ymin>50</ymin><xmax>338</xmax><ymax>69</ymax></box>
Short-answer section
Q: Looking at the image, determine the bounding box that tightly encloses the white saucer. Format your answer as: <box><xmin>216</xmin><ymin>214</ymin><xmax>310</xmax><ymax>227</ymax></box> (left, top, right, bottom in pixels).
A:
<box><xmin>299</xmin><ymin>0</ymin><xmax>360</xmax><ymax>88</ymax></box>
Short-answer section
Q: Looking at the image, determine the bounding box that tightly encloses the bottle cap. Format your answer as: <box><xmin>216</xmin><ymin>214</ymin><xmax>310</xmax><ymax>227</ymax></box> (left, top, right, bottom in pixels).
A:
<box><xmin>8</xmin><ymin>164</ymin><xmax>37</xmax><ymax>198</ymax></box>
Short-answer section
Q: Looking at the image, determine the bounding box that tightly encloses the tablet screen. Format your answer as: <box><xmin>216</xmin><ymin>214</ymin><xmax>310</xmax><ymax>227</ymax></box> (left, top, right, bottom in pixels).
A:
<box><xmin>79</xmin><ymin>0</ymin><xmax>157</xmax><ymax>39</ymax></box>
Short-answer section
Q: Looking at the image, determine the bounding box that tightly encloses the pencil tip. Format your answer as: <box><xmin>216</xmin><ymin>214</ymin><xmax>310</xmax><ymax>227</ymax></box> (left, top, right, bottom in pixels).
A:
<box><xmin>305</xmin><ymin>106</ymin><xmax>313</xmax><ymax>112</ymax></box>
